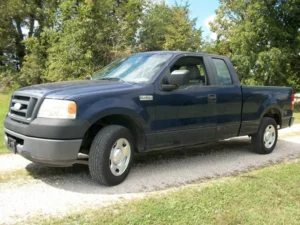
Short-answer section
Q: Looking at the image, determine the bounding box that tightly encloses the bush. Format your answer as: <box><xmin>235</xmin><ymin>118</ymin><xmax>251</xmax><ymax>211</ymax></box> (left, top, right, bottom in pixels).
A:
<box><xmin>294</xmin><ymin>103</ymin><xmax>300</xmax><ymax>112</ymax></box>
<box><xmin>0</xmin><ymin>71</ymin><xmax>20</xmax><ymax>93</ymax></box>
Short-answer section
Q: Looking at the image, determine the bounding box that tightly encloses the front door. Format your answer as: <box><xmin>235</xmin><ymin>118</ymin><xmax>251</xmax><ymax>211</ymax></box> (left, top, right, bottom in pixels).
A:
<box><xmin>154</xmin><ymin>55</ymin><xmax>218</xmax><ymax>148</ymax></box>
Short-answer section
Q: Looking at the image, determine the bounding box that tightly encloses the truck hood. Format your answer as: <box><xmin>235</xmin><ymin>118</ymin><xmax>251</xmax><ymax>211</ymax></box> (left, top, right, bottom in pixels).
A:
<box><xmin>16</xmin><ymin>80</ymin><xmax>134</xmax><ymax>99</ymax></box>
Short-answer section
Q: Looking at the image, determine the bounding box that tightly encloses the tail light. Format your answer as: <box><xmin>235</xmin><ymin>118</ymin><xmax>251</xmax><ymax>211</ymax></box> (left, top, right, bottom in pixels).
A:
<box><xmin>291</xmin><ymin>94</ymin><xmax>295</xmax><ymax>110</ymax></box>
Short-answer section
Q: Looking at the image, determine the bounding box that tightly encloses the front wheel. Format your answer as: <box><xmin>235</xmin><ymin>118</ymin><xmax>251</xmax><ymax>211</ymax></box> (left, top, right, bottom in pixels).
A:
<box><xmin>89</xmin><ymin>125</ymin><xmax>134</xmax><ymax>186</ymax></box>
<box><xmin>251</xmin><ymin>117</ymin><xmax>278</xmax><ymax>154</ymax></box>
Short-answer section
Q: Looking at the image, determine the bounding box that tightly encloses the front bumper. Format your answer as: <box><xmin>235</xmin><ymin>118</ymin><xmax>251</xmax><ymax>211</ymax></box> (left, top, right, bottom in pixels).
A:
<box><xmin>4</xmin><ymin>115</ymin><xmax>90</xmax><ymax>139</ymax></box>
<box><xmin>4</xmin><ymin>128</ymin><xmax>82</xmax><ymax>167</ymax></box>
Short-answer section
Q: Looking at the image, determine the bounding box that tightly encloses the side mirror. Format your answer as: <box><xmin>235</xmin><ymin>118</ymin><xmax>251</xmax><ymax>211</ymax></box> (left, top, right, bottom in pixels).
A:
<box><xmin>169</xmin><ymin>70</ymin><xmax>189</xmax><ymax>85</ymax></box>
<box><xmin>161</xmin><ymin>70</ymin><xmax>189</xmax><ymax>91</ymax></box>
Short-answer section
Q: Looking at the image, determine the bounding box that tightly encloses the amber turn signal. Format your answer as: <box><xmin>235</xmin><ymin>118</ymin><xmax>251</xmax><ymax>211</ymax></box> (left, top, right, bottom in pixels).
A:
<box><xmin>68</xmin><ymin>102</ymin><xmax>77</xmax><ymax>115</ymax></box>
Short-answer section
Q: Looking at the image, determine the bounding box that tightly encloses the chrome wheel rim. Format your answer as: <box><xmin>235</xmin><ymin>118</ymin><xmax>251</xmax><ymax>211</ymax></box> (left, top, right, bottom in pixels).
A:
<box><xmin>263</xmin><ymin>125</ymin><xmax>276</xmax><ymax>148</ymax></box>
<box><xmin>109</xmin><ymin>138</ymin><xmax>131</xmax><ymax>176</ymax></box>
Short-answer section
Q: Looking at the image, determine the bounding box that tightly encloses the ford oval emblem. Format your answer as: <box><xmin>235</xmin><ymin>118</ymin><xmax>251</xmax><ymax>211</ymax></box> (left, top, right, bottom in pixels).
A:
<box><xmin>13</xmin><ymin>103</ymin><xmax>22</xmax><ymax>111</ymax></box>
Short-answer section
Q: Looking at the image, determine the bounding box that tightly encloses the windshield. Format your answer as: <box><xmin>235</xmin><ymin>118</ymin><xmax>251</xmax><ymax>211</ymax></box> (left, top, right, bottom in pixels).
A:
<box><xmin>92</xmin><ymin>53</ymin><xmax>173</xmax><ymax>83</ymax></box>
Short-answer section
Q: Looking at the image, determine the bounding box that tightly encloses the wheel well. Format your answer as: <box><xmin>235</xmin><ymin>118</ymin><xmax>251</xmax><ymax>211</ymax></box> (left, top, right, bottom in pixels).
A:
<box><xmin>79</xmin><ymin>115</ymin><xmax>146</xmax><ymax>154</ymax></box>
<box><xmin>263</xmin><ymin>108</ymin><xmax>281</xmax><ymax>127</ymax></box>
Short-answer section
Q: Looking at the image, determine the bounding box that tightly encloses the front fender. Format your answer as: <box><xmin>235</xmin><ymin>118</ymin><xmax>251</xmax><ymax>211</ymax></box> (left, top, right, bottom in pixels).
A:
<box><xmin>89</xmin><ymin>107</ymin><xmax>148</xmax><ymax>129</ymax></box>
<box><xmin>80</xmin><ymin>99</ymin><xmax>151</xmax><ymax>152</ymax></box>
<box><xmin>76</xmin><ymin>94</ymin><xmax>154</xmax><ymax>135</ymax></box>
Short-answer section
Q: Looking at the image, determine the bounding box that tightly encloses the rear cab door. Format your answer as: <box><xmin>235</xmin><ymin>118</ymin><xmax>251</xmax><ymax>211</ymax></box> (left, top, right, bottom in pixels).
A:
<box><xmin>207</xmin><ymin>56</ymin><xmax>243</xmax><ymax>139</ymax></box>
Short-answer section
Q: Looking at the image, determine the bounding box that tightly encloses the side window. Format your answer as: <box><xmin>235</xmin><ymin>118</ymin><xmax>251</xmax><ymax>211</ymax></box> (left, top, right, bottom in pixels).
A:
<box><xmin>212</xmin><ymin>59</ymin><xmax>233</xmax><ymax>85</ymax></box>
<box><xmin>168</xmin><ymin>57</ymin><xmax>208</xmax><ymax>89</ymax></box>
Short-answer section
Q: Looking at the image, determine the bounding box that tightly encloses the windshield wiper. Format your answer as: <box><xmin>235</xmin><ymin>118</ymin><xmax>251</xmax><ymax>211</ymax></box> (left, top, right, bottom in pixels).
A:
<box><xmin>98</xmin><ymin>77</ymin><xmax>124</xmax><ymax>82</ymax></box>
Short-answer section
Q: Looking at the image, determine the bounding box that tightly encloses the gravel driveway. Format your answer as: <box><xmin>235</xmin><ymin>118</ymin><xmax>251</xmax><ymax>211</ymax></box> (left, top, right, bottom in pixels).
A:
<box><xmin>1</xmin><ymin>125</ymin><xmax>300</xmax><ymax>224</ymax></box>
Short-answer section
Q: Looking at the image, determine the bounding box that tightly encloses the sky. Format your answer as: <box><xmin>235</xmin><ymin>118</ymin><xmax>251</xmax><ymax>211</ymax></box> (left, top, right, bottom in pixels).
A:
<box><xmin>166</xmin><ymin>0</ymin><xmax>220</xmax><ymax>40</ymax></box>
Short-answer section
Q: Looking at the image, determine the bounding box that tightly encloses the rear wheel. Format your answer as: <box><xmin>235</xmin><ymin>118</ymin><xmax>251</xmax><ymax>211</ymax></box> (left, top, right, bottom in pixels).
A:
<box><xmin>251</xmin><ymin>117</ymin><xmax>278</xmax><ymax>154</ymax></box>
<box><xmin>89</xmin><ymin>125</ymin><xmax>134</xmax><ymax>186</ymax></box>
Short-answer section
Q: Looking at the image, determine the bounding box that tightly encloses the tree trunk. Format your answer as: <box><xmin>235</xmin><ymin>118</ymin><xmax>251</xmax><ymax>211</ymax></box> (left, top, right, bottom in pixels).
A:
<box><xmin>13</xmin><ymin>17</ymin><xmax>26</xmax><ymax>70</ymax></box>
<box><xmin>28</xmin><ymin>15</ymin><xmax>35</xmax><ymax>38</ymax></box>
<box><xmin>264</xmin><ymin>74</ymin><xmax>271</xmax><ymax>86</ymax></box>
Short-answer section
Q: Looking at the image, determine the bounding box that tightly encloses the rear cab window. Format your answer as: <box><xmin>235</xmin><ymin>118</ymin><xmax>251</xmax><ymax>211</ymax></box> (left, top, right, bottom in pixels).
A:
<box><xmin>212</xmin><ymin>58</ymin><xmax>233</xmax><ymax>86</ymax></box>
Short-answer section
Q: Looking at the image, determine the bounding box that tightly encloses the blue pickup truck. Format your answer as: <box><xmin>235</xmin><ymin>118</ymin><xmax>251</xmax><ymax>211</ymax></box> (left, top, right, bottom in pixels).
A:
<box><xmin>4</xmin><ymin>51</ymin><xmax>295</xmax><ymax>186</ymax></box>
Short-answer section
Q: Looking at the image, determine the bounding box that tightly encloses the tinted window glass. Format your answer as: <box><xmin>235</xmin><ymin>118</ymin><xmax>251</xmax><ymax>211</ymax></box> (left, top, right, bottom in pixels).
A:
<box><xmin>168</xmin><ymin>57</ymin><xmax>207</xmax><ymax>89</ymax></box>
<box><xmin>213</xmin><ymin>59</ymin><xmax>233</xmax><ymax>85</ymax></box>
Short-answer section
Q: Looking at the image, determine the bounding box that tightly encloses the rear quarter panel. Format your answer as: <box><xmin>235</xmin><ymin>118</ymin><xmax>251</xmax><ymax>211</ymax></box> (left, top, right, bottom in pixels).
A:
<box><xmin>239</xmin><ymin>86</ymin><xmax>293</xmax><ymax>136</ymax></box>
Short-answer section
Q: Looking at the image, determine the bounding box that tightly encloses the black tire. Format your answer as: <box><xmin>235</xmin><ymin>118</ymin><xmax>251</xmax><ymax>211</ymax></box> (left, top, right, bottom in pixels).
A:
<box><xmin>251</xmin><ymin>117</ymin><xmax>278</xmax><ymax>154</ymax></box>
<box><xmin>89</xmin><ymin>125</ymin><xmax>134</xmax><ymax>186</ymax></box>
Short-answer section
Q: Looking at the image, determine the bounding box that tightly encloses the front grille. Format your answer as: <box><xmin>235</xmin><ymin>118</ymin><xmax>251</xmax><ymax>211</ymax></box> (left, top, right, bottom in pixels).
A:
<box><xmin>9</xmin><ymin>94</ymin><xmax>39</xmax><ymax>123</ymax></box>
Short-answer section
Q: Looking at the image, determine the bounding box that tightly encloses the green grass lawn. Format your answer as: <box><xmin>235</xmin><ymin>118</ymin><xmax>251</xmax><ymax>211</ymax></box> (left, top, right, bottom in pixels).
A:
<box><xmin>0</xmin><ymin>93</ymin><xmax>10</xmax><ymax>154</ymax></box>
<box><xmin>294</xmin><ymin>111</ymin><xmax>300</xmax><ymax>124</ymax></box>
<box><xmin>24</xmin><ymin>160</ymin><xmax>300</xmax><ymax>225</ymax></box>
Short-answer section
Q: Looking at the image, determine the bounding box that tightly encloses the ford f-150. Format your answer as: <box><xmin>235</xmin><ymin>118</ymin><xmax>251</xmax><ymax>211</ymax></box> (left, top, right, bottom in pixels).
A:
<box><xmin>4</xmin><ymin>51</ymin><xmax>295</xmax><ymax>186</ymax></box>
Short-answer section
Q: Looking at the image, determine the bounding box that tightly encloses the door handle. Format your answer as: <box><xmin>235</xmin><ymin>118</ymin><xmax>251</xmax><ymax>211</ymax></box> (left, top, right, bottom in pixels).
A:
<box><xmin>208</xmin><ymin>94</ymin><xmax>217</xmax><ymax>103</ymax></box>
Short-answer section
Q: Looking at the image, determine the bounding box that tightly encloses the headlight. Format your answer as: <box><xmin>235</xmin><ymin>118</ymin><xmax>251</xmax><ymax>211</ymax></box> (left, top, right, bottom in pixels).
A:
<box><xmin>37</xmin><ymin>99</ymin><xmax>77</xmax><ymax>119</ymax></box>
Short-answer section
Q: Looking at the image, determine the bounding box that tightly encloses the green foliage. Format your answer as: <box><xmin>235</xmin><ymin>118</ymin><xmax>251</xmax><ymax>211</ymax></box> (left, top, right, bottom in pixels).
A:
<box><xmin>44</xmin><ymin>0</ymin><xmax>143</xmax><ymax>81</ymax></box>
<box><xmin>0</xmin><ymin>0</ymin><xmax>58</xmax><ymax>87</ymax></box>
<box><xmin>138</xmin><ymin>2</ymin><xmax>172</xmax><ymax>51</ymax></box>
<box><xmin>209</xmin><ymin>0</ymin><xmax>300</xmax><ymax>91</ymax></box>
<box><xmin>294</xmin><ymin>104</ymin><xmax>300</xmax><ymax>113</ymax></box>
<box><xmin>1</xmin><ymin>0</ymin><xmax>299</xmax><ymax>90</ymax></box>
<box><xmin>0</xmin><ymin>70</ymin><xmax>19</xmax><ymax>93</ymax></box>
<box><xmin>139</xmin><ymin>1</ymin><xmax>202</xmax><ymax>51</ymax></box>
<box><xmin>0</xmin><ymin>0</ymin><xmax>203</xmax><ymax>86</ymax></box>
<box><xmin>163</xmin><ymin>5</ymin><xmax>202</xmax><ymax>51</ymax></box>
<box><xmin>20</xmin><ymin>37</ymin><xmax>47</xmax><ymax>85</ymax></box>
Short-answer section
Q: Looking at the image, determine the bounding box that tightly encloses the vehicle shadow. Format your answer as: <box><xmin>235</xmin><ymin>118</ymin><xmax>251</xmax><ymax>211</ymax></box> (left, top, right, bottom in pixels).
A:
<box><xmin>25</xmin><ymin>137</ymin><xmax>300</xmax><ymax>194</ymax></box>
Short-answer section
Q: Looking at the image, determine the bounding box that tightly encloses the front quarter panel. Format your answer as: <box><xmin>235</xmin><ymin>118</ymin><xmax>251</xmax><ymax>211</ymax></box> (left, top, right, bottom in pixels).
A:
<box><xmin>68</xmin><ymin>84</ymin><xmax>156</xmax><ymax>135</ymax></box>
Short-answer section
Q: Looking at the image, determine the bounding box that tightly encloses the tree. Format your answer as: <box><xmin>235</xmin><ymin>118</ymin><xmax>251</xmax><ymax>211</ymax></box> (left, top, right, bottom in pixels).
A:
<box><xmin>20</xmin><ymin>37</ymin><xmax>47</xmax><ymax>85</ymax></box>
<box><xmin>34</xmin><ymin>0</ymin><xmax>144</xmax><ymax>81</ymax></box>
<box><xmin>0</xmin><ymin>0</ymin><xmax>58</xmax><ymax>87</ymax></box>
<box><xmin>0</xmin><ymin>0</ymin><xmax>204</xmax><ymax>88</ymax></box>
<box><xmin>138</xmin><ymin>1</ymin><xmax>202</xmax><ymax>52</ymax></box>
<box><xmin>138</xmin><ymin>2</ymin><xmax>172</xmax><ymax>51</ymax></box>
<box><xmin>163</xmin><ymin>3</ymin><xmax>202</xmax><ymax>51</ymax></box>
<box><xmin>210</xmin><ymin>0</ymin><xmax>300</xmax><ymax>90</ymax></box>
